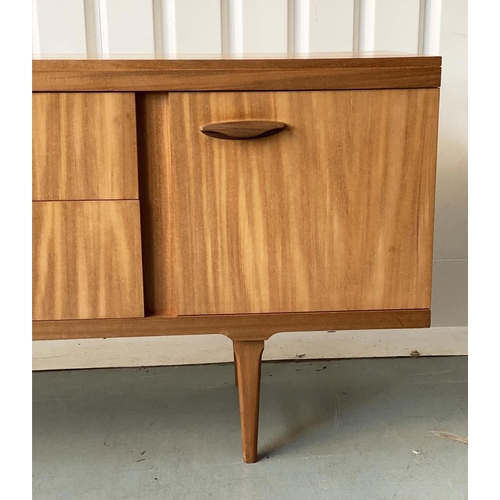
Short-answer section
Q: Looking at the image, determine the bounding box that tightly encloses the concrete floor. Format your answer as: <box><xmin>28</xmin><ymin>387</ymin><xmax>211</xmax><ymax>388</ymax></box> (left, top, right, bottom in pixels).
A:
<box><xmin>33</xmin><ymin>357</ymin><xmax>467</xmax><ymax>499</ymax></box>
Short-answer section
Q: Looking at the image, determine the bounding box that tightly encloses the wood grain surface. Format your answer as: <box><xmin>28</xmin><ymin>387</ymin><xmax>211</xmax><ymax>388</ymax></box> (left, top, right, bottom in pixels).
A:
<box><xmin>233</xmin><ymin>340</ymin><xmax>265</xmax><ymax>463</ymax></box>
<box><xmin>136</xmin><ymin>93</ymin><xmax>176</xmax><ymax>316</ymax></box>
<box><xmin>169</xmin><ymin>90</ymin><xmax>439</xmax><ymax>315</ymax></box>
<box><xmin>32</xmin><ymin>93</ymin><xmax>138</xmax><ymax>200</ymax></box>
<box><xmin>32</xmin><ymin>201</ymin><xmax>144</xmax><ymax>320</ymax></box>
<box><xmin>32</xmin><ymin>309</ymin><xmax>430</xmax><ymax>341</ymax></box>
<box><xmin>32</xmin><ymin>55</ymin><xmax>441</xmax><ymax>92</ymax></box>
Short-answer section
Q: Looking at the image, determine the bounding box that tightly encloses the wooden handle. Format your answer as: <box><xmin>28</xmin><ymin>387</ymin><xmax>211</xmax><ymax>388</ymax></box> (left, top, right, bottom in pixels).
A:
<box><xmin>200</xmin><ymin>120</ymin><xmax>287</xmax><ymax>140</ymax></box>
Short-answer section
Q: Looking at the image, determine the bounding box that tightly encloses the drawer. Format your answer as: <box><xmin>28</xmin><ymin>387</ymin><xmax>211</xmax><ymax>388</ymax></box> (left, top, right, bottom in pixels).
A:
<box><xmin>168</xmin><ymin>90</ymin><xmax>439</xmax><ymax>315</ymax></box>
<box><xmin>32</xmin><ymin>201</ymin><xmax>144</xmax><ymax>320</ymax></box>
<box><xmin>32</xmin><ymin>93</ymin><xmax>138</xmax><ymax>201</ymax></box>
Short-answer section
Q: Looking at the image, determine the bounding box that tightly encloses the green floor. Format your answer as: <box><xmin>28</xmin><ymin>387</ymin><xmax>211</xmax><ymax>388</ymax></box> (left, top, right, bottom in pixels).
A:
<box><xmin>33</xmin><ymin>356</ymin><xmax>467</xmax><ymax>499</ymax></box>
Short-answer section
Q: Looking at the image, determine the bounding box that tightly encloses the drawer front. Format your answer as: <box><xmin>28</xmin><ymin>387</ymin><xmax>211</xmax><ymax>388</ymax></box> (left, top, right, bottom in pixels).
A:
<box><xmin>32</xmin><ymin>93</ymin><xmax>138</xmax><ymax>201</ymax></box>
<box><xmin>32</xmin><ymin>201</ymin><xmax>144</xmax><ymax>320</ymax></box>
<box><xmin>169</xmin><ymin>89</ymin><xmax>439</xmax><ymax>315</ymax></box>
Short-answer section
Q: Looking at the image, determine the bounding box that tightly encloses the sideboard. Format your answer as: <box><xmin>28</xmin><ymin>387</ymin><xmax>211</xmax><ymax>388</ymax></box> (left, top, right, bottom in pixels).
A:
<box><xmin>32</xmin><ymin>53</ymin><xmax>441</xmax><ymax>463</ymax></box>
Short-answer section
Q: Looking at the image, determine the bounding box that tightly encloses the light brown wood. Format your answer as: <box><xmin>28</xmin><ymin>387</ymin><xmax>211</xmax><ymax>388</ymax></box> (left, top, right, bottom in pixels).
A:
<box><xmin>136</xmin><ymin>93</ymin><xmax>176</xmax><ymax>316</ymax></box>
<box><xmin>32</xmin><ymin>52</ymin><xmax>442</xmax><ymax>67</ymax></box>
<box><xmin>32</xmin><ymin>93</ymin><xmax>139</xmax><ymax>201</ymax></box>
<box><xmin>169</xmin><ymin>89</ymin><xmax>439</xmax><ymax>316</ymax></box>
<box><xmin>32</xmin><ymin>309</ymin><xmax>430</xmax><ymax>341</ymax></box>
<box><xmin>233</xmin><ymin>345</ymin><xmax>239</xmax><ymax>387</ymax></box>
<box><xmin>32</xmin><ymin>55</ymin><xmax>441</xmax><ymax>92</ymax></box>
<box><xmin>200</xmin><ymin>120</ymin><xmax>287</xmax><ymax>140</ymax></box>
<box><xmin>233</xmin><ymin>340</ymin><xmax>265</xmax><ymax>463</ymax></box>
<box><xmin>32</xmin><ymin>201</ymin><xmax>144</xmax><ymax>320</ymax></box>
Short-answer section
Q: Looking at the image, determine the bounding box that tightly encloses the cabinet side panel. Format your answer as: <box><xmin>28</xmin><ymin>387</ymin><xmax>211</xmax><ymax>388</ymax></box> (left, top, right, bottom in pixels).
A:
<box><xmin>416</xmin><ymin>89</ymin><xmax>440</xmax><ymax>306</ymax></box>
<box><xmin>32</xmin><ymin>201</ymin><xmax>144</xmax><ymax>320</ymax></box>
<box><xmin>136</xmin><ymin>93</ymin><xmax>177</xmax><ymax>316</ymax></box>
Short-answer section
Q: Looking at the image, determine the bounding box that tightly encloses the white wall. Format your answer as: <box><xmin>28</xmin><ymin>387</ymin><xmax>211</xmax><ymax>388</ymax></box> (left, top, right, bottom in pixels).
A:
<box><xmin>32</xmin><ymin>0</ymin><xmax>467</xmax><ymax>369</ymax></box>
<box><xmin>33</xmin><ymin>0</ymin><xmax>442</xmax><ymax>57</ymax></box>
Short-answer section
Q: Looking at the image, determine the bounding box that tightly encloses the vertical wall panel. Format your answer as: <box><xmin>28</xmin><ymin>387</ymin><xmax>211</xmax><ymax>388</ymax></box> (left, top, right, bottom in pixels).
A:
<box><xmin>302</xmin><ymin>0</ymin><xmax>355</xmax><ymax>52</ymax></box>
<box><xmin>356</xmin><ymin>0</ymin><xmax>376</xmax><ymax>51</ymax></box>
<box><xmin>227</xmin><ymin>0</ymin><xmax>244</xmax><ymax>53</ymax></box>
<box><xmin>433</xmin><ymin>0</ymin><xmax>467</xmax><ymax>260</ymax></box>
<box><xmin>100</xmin><ymin>0</ymin><xmax>155</xmax><ymax>56</ymax></box>
<box><xmin>162</xmin><ymin>0</ymin><xmax>177</xmax><ymax>55</ymax></box>
<box><xmin>373</xmin><ymin>0</ymin><xmax>421</xmax><ymax>53</ymax></box>
<box><xmin>152</xmin><ymin>0</ymin><xmax>164</xmax><ymax>55</ymax></box>
<box><xmin>32</xmin><ymin>0</ymin><xmax>41</xmax><ymax>56</ymax></box>
<box><xmin>293</xmin><ymin>0</ymin><xmax>308</xmax><ymax>53</ymax></box>
<box><xmin>84</xmin><ymin>0</ymin><xmax>103</xmax><ymax>57</ymax></box>
<box><xmin>239</xmin><ymin>0</ymin><xmax>289</xmax><ymax>53</ymax></box>
<box><xmin>221</xmin><ymin>0</ymin><xmax>230</xmax><ymax>54</ymax></box>
<box><xmin>422</xmin><ymin>0</ymin><xmax>442</xmax><ymax>55</ymax></box>
<box><xmin>172</xmin><ymin>0</ymin><xmax>222</xmax><ymax>54</ymax></box>
<box><xmin>35</xmin><ymin>0</ymin><xmax>87</xmax><ymax>55</ymax></box>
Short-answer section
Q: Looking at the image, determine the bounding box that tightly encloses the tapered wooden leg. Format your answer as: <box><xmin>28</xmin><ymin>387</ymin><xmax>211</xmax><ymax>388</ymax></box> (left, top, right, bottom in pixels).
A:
<box><xmin>233</xmin><ymin>345</ymin><xmax>239</xmax><ymax>387</ymax></box>
<box><xmin>233</xmin><ymin>340</ymin><xmax>265</xmax><ymax>463</ymax></box>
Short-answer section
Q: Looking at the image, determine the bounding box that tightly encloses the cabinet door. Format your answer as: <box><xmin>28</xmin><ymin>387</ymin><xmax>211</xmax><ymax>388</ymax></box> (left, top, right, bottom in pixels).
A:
<box><xmin>32</xmin><ymin>201</ymin><xmax>144</xmax><ymax>320</ymax></box>
<box><xmin>32</xmin><ymin>93</ymin><xmax>138</xmax><ymax>201</ymax></box>
<box><xmin>169</xmin><ymin>90</ymin><xmax>439</xmax><ymax>315</ymax></box>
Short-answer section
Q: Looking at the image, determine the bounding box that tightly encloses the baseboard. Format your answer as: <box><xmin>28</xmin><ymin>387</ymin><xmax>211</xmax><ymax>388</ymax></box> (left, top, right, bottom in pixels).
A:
<box><xmin>32</xmin><ymin>326</ymin><xmax>468</xmax><ymax>371</ymax></box>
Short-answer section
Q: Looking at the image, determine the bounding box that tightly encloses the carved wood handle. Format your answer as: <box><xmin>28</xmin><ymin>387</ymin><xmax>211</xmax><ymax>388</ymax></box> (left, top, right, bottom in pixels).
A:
<box><xmin>200</xmin><ymin>120</ymin><xmax>287</xmax><ymax>140</ymax></box>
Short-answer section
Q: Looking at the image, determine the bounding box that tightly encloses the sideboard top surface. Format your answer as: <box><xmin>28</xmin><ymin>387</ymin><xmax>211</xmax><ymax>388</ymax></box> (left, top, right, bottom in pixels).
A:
<box><xmin>32</xmin><ymin>52</ymin><xmax>441</xmax><ymax>92</ymax></box>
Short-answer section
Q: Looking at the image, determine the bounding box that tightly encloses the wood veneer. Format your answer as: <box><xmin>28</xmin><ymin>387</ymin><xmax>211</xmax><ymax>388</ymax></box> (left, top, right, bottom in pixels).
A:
<box><xmin>32</xmin><ymin>54</ymin><xmax>441</xmax><ymax>92</ymax></box>
<box><xmin>170</xmin><ymin>89</ymin><xmax>439</xmax><ymax>315</ymax></box>
<box><xmin>32</xmin><ymin>201</ymin><xmax>144</xmax><ymax>320</ymax></box>
<box><xmin>32</xmin><ymin>93</ymin><xmax>138</xmax><ymax>201</ymax></box>
<box><xmin>136</xmin><ymin>93</ymin><xmax>176</xmax><ymax>316</ymax></box>
<box><xmin>234</xmin><ymin>341</ymin><xmax>265</xmax><ymax>463</ymax></box>
<box><xmin>32</xmin><ymin>309</ymin><xmax>430</xmax><ymax>341</ymax></box>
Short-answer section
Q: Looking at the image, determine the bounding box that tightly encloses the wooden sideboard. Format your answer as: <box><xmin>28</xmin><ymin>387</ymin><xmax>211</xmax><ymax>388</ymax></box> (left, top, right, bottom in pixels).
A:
<box><xmin>32</xmin><ymin>54</ymin><xmax>441</xmax><ymax>463</ymax></box>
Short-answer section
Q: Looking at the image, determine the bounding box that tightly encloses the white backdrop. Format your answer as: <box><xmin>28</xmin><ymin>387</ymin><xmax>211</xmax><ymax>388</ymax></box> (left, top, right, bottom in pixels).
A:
<box><xmin>32</xmin><ymin>0</ymin><xmax>467</xmax><ymax>369</ymax></box>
